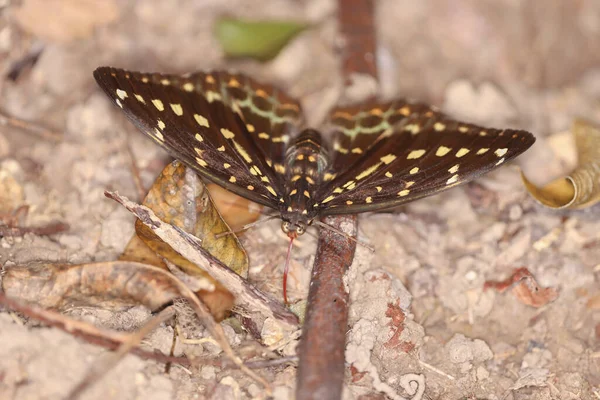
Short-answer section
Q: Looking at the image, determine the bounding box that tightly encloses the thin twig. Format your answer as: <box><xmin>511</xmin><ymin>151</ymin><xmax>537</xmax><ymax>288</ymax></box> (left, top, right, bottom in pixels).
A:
<box><xmin>0</xmin><ymin>108</ymin><xmax>63</xmax><ymax>142</ymax></box>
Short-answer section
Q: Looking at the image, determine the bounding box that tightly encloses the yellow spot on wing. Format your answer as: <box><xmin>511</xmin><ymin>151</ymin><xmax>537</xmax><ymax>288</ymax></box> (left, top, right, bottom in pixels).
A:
<box><xmin>324</xmin><ymin>172</ymin><xmax>336</xmax><ymax>181</ymax></box>
<box><xmin>258</xmin><ymin>132</ymin><xmax>270</xmax><ymax>140</ymax></box>
<box><xmin>303</xmin><ymin>190</ymin><xmax>310</xmax><ymax>198</ymax></box>
<box><xmin>246</xmin><ymin>124</ymin><xmax>255</xmax><ymax>132</ymax></box>
<box><xmin>134</xmin><ymin>94</ymin><xmax>145</xmax><ymax>104</ymax></box>
<box><xmin>407</xmin><ymin>149</ymin><xmax>426</xmax><ymax>159</ymax></box>
<box><xmin>195</xmin><ymin>133</ymin><xmax>203</xmax><ymax>142</ymax></box>
<box><xmin>398</xmin><ymin>106</ymin><xmax>410</xmax><ymax>116</ymax></box>
<box><xmin>436</xmin><ymin>146</ymin><xmax>451</xmax><ymax>156</ymax></box>
<box><xmin>376</xmin><ymin>186</ymin><xmax>382</xmax><ymax>192</ymax></box>
<box><xmin>398</xmin><ymin>189</ymin><xmax>410</xmax><ymax>196</ymax></box>
<box><xmin>196</xmin><ymin>157</ymin><xmax>207</xmax><ymax>167</ymax></box>
<box><xmin>183</xmin><ymin>82</ymin><xmax>194</xmax><ymax>92</ymax></box>
<box><xmin>154</xmin><ymin>129</ymin><xmax>164</xmax><ymax>141</ymax></box>
<box><xmin>116</xmin><ymin>99</ymin><xmax>123</xmax><ymax>108</ymax></box>
<box><xmin>322</xmin><ymin>195</ymin><xmax>335</xmax><ymax>204</ymax></box>
<box><xmin>170</xmin><ymin>103</ymin><xmax>183</xmax><ymax>116</ymax></box>
<box><xmin>477</xmin><ymin>148</ymin><xmax>489</xmax><ymax>155</ymax></box>
<box><xmin>385</xmin><ymin>172</ymin><xmax>393</xmax><ymax>178</ymax></box>
<box><xmin>194</xmin><ymin>114</ymin><xmax>209</xmax><ymax>128</ymax></box>
<box><xmin>229</xmin><ymin>176</ymin><xmax>236</xmax><ymax>183</ymax></box>
<box><xmin>157</xmin><ymin>119</ymin><xmax>166</xmax><ymax>130</ymax></box>
<box><xmin>266</xmin><ymin>186</ymin><xmax>277</xmax><ymax>196</ymax></box>
<box><xmin>333</xmin><ymin>187</ymin><xmax>343</xmax><ymax>194</ymax></box>
<box><xmin>446</xmin><ymin>174</ymin><xmax>459</xmax><ymax>184</ymax></box>
<box><xmin>255</xmin><ymin>89</ymin><xmax>268</xmax><ymax>98</ymax></box>
<box><xmin>152</xmin><ymin>99</ymin><xmax>164</xmax><ymax>111</ymax></box>
<box><xmin>221</xmin><ymin>128</ymin><xmax>235</xmax><ymax>139</ymax></box>
<box><xmin>224</xmin><ymin>163</ymin><xmax>231</xmax><ymax>169</ymax></box>
<box><xmin>410</xmin><ymin>167</ymin><xmax>419</xmax><ymax>174</ymax></box>
<box><xmin>434</xmin><ymin>122</ymin><xmax>446</xmax><ymax>131</ymax></box>
<box><xmin>496</xmin><ymin>157</ymin><xmax>505</xmax><ymax>165</ymax></box>
<box><xmin>455</xmin><ymin>148</ymin><xmax>470</xmax><ymax>158</ymax></box>
<box><xmin>346</xmin><ymin>200</ymin><xmax>353</xmax><ymax>205</ymax></box>
<box><xmin>205</xmin><ymin>75</ymin><xmax>215</xmax><ymax>84</ymax></box>
<box><xmin>217</xmin><ymin>146</ymin><xmax>225</xmax><ymax>152</ymax></box>
<box><xmin>332</xmin><ymin>111</ymin><xmax>353</xmax><ymax>120</ymax></box>
<box><xmin>116</xmin><ymin>89</ymin><xmax>128</xmax><ymax>100</ymax></box>
<box><xmin>380</xmin><ymin>154</ymin><xmax>397</xmax><ymax>164</ymax></box>
<box><xmin>247</xmin><ymin>185</ymin><xmax>254</xmax><ymax>190</ymax></box>
<box><xmin>404</xmin><ymin>124</ymin><xmax>420</xmax><ymax>134</ymax></box>
<box><xmin>161</xmin><ymin>79</ymin><xmax>170</xmax><ymax>85</ymax></box>
<box><xmin>232</xmin><ymin>140</ymin><xmax>252</xmax><ymax>163</ymax></box>
<box><xmin>366</xmin><ymin>197</ymin><xmax>372</xmax><ymax>203</ymax></box>
<box><xmin>495</xmin><ymin>148</ymin><xmax>508</xmax><ymax>157</ymax></box>
<box><xmin>448</xmin><ymin>164</ymin><xmax>459</xmax><ymax>174</ymax></box>
<box><xmin>275</xmin><ymin>164</ymin><xmax>286</xmax><ymax>174</ymax></box>
<box><xmin>355</xmin><ymin>162</ymin><xmax>381</xmax><ymax>180</ymax></box>
<box><xmin>406</xmin><ymin>181</ymin><xmax>415</xmax><ymax>188</ymax></box>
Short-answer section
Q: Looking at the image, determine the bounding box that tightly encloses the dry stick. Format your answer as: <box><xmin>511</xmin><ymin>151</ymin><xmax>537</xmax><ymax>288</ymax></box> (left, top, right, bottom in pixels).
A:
<box><xmin>66</xmin><ymin>306</ymin><xmax>177</xmax><ymax>400</ymax></box>
<box><xmin>296</xmin><ymin>1</ymin><xmax>378</xmax><ymax>399</ymax></box>
<box><xmin>0</xmin><ymin>108</ymin><xmax>62</xmax><ymax>142</ymax></box>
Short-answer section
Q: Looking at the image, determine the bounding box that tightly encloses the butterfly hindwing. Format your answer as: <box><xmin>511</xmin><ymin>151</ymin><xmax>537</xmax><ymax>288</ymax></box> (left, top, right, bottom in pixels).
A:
<box><xmin>93</xmin><ymin>67</ymin><xmax>287</xmax><ymax>208</ymax></box>
<box><xmin>316</xmin><ymin>100</ymin><xmax>535</xmax><ymax>214</ymax></box>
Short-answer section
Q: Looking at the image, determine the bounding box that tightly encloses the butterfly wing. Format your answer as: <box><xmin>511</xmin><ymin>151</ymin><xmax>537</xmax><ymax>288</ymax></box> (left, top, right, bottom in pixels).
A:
<box><xmin>315</xmin><ymin>100</ymin><xmax>535</xmax><ymax>214</ymax></box>
<box><xmin>93</xmin><ymin>67</ymin><xmax>292</xmax><ymax>209</ymax></box>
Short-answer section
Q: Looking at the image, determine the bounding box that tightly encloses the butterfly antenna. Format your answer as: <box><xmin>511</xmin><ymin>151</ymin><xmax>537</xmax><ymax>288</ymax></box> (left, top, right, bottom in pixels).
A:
<box><xmin>283</xmin><ymin>236</ymin><xmax>294</xmax><ymax>305</ymax></box>
<box><xmin>215</xmin><ymin>215</ymin><xmax>279</xmax><ymax>238</ymax></box>
<box><xmin>313</xmin><ymin>220</ymin><xmax>375</xmax><ymax>252</ymax></box>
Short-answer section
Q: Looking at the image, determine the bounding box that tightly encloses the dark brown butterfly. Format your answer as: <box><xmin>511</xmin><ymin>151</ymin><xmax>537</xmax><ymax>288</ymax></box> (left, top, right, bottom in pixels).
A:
<box><xmin>94</xmin><ymin>67</ymin><xmax>535</xmax><ymax>301</ymax></box>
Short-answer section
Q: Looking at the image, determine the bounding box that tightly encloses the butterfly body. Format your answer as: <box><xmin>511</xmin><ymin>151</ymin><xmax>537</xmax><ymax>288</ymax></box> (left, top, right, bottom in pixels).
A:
<box><xmin>93</xmin><ymin>67</ymin><xmax>535</xmax><ymax>239</ymax></box>
<box><xmin>280</xmin><ymin>128</ymin><xmax>329</xmax><ymax>237</ymax></box>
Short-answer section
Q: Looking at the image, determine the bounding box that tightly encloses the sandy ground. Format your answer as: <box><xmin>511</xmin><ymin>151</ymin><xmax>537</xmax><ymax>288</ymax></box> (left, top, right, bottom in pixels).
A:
<box><xmin>1</xmin><ymin>0</ymin><xmax>600</xmax><ymax>399</ymax></box>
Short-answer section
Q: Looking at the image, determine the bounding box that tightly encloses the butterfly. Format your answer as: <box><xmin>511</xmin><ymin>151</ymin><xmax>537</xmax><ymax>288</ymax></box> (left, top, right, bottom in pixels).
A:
<box><xmin>94</xmin><ymin>67</ymin><xmax>535</xmax><ymax>301</ymax></box>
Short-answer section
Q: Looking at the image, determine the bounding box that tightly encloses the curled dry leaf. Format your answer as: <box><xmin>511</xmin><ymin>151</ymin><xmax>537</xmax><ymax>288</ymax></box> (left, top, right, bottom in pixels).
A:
<box><xmin>14</xmin><ymin>0</ymin><xmax>119</xmax><ymax>43</ymax></box>
<box><xmin>206</xmin><ymin>183</ymin><xmax>262</xmax><ymax>234</ymax></box>
<box><xmin>522</xmin><ymin>119</ymin><xmax>600</xmax><ymax>209</ymax></box>
<box><xmin>484</xmin><ymin>267</ymin><xmax>558</xmax><ymax>308</ymax></box>
<box><xmin>121</xmin><ymin>161</ymin><xmax>249</xmax><ymax>321</ymax></box>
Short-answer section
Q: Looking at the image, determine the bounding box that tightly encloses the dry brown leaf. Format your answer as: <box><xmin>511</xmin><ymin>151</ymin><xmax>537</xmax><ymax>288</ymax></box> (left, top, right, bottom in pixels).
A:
<box><xmin>522</xmin><ymin>119</ymin><xmax>600</xmax><ymax>209</ymax></box>
<box><xmin>14</xmin><ymin>0</ymin><xmax>119</xmax><ymax>43</ymax></box>
<box><xmin>107</xmin><ymin>190</ymin><xmax>299</xmax><ymax>328</ymax></box>
<box><xmin>121</xmin><ymin>161</ymin><xmax>248</xmax><ymax>320</ymax></box>
<box><xmin>206</xmin><ymin>183</ymin><xmax>262</xmax><ymax>234</ymax></box>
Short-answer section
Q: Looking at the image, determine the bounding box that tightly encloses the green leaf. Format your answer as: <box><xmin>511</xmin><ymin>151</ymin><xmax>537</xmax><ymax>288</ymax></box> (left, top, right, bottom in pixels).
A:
<box><xmin>215</xmin><ymin>18</ymin><xmax>309</xmax><ymax>61</ymax></box>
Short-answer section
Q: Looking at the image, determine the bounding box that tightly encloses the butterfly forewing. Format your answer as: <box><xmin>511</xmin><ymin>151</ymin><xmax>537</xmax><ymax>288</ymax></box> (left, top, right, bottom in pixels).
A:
<box><xmin>215</xmin><ymin>71</ymin><xmax>304</xmax><ymax>169</ymax></box>
<box><xmin>315</xmin><ymin>100</ymin><xmax>535</xmax><ymax>214</ymax></box>
<box><xmin>93</xmin><ymin>67</ymin><xmax>292</xmax><ymax>208</ymax></box>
